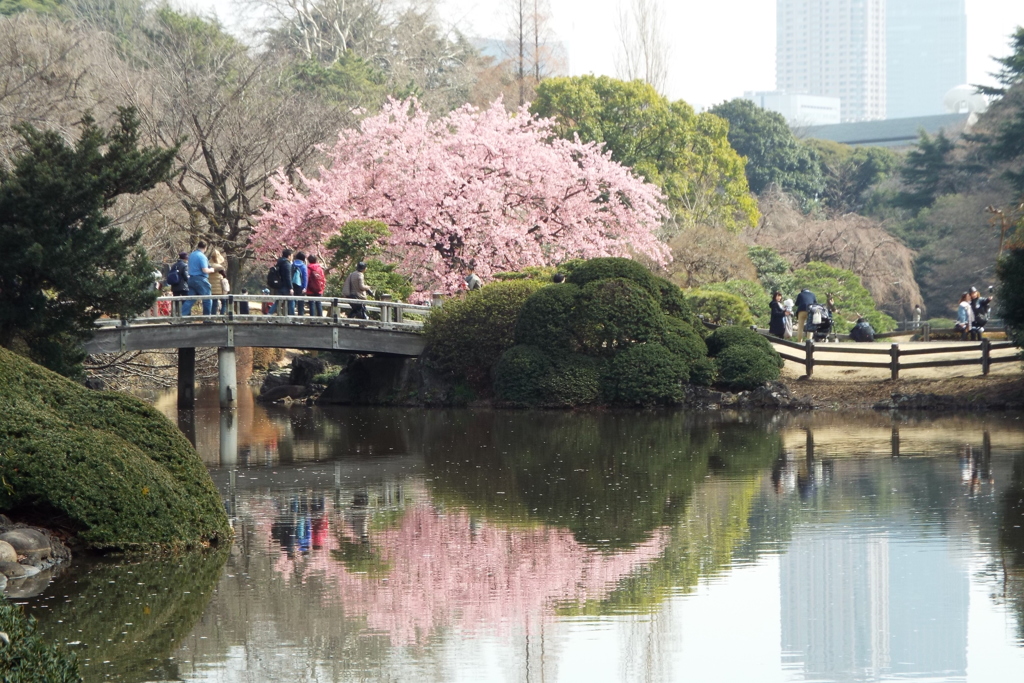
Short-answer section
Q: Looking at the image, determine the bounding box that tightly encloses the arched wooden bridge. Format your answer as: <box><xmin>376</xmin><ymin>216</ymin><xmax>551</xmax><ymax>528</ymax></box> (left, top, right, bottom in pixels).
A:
<box><xmin>86</xmin><ymin>294</ymin><xmax>433</xmax><ymax>409</ymax></box>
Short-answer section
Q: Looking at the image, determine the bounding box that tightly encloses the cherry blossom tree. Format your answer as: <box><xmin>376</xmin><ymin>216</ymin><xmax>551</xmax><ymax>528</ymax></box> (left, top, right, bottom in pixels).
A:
<box><xmin>256</xmin><ymin>98</ymin><xmax>669</xmax><ymax>295</ymax></box>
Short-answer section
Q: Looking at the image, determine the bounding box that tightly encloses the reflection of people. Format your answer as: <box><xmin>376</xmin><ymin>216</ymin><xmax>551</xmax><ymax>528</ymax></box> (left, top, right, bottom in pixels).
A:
<box><xmin>344</xmin><ymin>261</ymin><xmax>372</xmax><ymax>319</ymax></box>
<box><xmin>769</xmin><ymin>291</ymin><xmax>787</xmax><ymax>338</ymax></box>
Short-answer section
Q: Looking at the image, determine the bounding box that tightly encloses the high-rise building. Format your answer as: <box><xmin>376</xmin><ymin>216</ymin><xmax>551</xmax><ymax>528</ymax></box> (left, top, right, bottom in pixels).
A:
<box><xmin>887</xmin><ymin>0</ymin><xmax>967</xmax><ymax>119</ymax></box>
<box><xmin>777</xmin><ymin>0</ymin><xmax>887</xmax><ymax>122</ymax></box>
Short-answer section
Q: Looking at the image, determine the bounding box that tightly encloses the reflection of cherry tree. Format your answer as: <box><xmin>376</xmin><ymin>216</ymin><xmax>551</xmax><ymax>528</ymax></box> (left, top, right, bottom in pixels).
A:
<box><xmin>254</xmin><ymin>498</ymin><xmax>669</xmax><ymax>645</ymax></box>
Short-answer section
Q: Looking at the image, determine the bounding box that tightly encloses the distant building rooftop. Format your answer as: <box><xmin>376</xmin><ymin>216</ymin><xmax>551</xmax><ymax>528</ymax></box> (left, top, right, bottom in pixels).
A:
<box><xmin>799</xmin><ymin>113</ymin><xmax>971</xmax><ymax>148</ymax></box>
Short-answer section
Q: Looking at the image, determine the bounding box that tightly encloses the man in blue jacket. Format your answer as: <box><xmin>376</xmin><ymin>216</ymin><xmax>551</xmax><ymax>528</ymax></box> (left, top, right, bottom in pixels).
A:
<box><xmin>794</xmin><ymin>288</ymin><xmax>817</xmax><ymax>342</ymax></box>
<box><xmin>183</xmin><ymin>241</ymin><xmax>215</xmax><ymax>316</ymax></box>
<box><xmin>269</xmin><ymin>248</ymin><xmax>295</xmax><ymax>316</ymax></box>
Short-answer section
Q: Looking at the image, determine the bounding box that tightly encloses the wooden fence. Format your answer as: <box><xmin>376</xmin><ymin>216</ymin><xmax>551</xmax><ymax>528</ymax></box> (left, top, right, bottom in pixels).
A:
<box><xmin>767</xmin><ymin>336</ymin><xmax>1020</xmax><ymax>379</ymax></box>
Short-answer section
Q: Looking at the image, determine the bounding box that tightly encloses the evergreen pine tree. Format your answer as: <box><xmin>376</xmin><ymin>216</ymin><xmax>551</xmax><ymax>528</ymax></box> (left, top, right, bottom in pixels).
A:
<box><xmin>0</xmin><ymin>107</ymin><xmax>175</xmax><ymax>377</ymax></box>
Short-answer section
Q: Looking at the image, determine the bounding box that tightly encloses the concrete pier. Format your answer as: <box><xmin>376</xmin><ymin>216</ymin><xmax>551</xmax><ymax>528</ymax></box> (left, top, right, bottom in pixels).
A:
<box><xmin>218</xmin><ymin>346</ymin><xmax>237</xmax><ymax>409</ymax></box>
<box><xmin>177</xmin><ymin>347</ymin><xmax>195</xmax><ymax>409</ymax></box>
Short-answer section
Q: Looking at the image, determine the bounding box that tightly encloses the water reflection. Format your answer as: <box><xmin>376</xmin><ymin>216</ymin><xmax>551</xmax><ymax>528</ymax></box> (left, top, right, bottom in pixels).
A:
<box><xmin>19</xmin><ymin>390</ymin><xmax>1024</xmax><ymax>681</ymax></box>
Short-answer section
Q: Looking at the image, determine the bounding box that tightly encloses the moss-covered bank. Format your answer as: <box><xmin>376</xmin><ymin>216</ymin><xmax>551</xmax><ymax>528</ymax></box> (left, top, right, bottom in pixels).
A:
<box><xmin>0</xmin><ymin>347</ymin><xmax>230</xmax><ymax>550</ymax></box>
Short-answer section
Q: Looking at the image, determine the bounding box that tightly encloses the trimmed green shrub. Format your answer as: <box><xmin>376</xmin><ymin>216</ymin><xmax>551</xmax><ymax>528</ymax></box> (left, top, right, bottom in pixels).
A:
<box><xmin>493</xmin><ymin>344</ymin><xmax>552</xmax><ymax>406</ymax></box>
<box><xmin>566</xmin><ymin>257</ymin><xmax>660</xmax><ymax>298</ymax></box>
<box><xmin>715</xmin><ymin>344</ymin><xmax>781</xmax><ymax>390</ymax></box>
<box><xmin>423</xmin><ymin>279</ymin><xmax>545</xmax><ymax>388</ymax></box>
<box><xmin>574</xmin><ymin>278</ymin><xmax>664</xmax><ymax>355</ymax></box>
<box><xmin>705</xmin><ymin>325</ymin><xmax>777</xmax><ymax>359</ymax></box>
<box><xmin>539</xmin><ymin>354</ymin><xmax>602</xmax><ymax>407</ymax></box>
<box><xmin>0</xmin><ymin>599</ymin><xmax>80</xmax><ymax>682</ymax></box>
<box><xmin>514</xmin><ymin>283</ymin><xmax>581</xmax><ymax>350</ymax></box>
<box><xmin>492</xmin><ymin>265</ymin><xmax>558</xmax><ymax>281</ymax></box>
<box><xmin>603</xmin><ymin>343</ymin><xmax>688</xmax><ymax>405</ymax></box>
<box><xmin>703</xmin><ymin>279</ymin><xmax>771</xmax><ymax>328</ymax></box>
<box><xmin>0</xmin><ymin>347</ymin><xmax>230</xmax><ymax>550</ymax></box>
<box><xmin>684</xmin><ymin>289</ymin><xmax>756</xmax><ymax>327</ymax></box>
<box><xmin>659</xmin><ymin>317</ymin><xmax>715</xmax><ymax>385</ymax></box>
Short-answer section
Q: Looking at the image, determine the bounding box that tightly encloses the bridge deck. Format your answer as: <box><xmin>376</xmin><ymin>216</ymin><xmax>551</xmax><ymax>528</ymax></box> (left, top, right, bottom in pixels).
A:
<box><xmin>86</xmin><ymin>295</ymin><xmax>431</xmax><ymax>356</ymax></box>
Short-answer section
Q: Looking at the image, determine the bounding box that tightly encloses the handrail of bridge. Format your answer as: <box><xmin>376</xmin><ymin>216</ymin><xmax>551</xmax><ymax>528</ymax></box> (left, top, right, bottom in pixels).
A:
<box><xmin>94</xmin><ymin>294</ymin><xmax>434</xmax><ymax>331</ymax></box>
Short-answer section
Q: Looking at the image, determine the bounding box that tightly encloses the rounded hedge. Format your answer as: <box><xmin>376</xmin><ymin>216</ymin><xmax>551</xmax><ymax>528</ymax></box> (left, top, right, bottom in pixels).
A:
<box><xmin>705</xmin><ymin>325</ymin><xmax>776</xmax><ymax>358</ymax></box>
<box><xmin>493</xmin><ymin>344</ymin><xmax>552</xmax><ymax>406</ymax></box>
<box><xmin>685</xmin><ymin>290</ymin><xmax>755</xmax><ymax>327</ymax></box>
<box><xmin>423</xmin><ymin>279</ymin><xmax>544</xmax><ymax>388</ymax></box>
<box><xmin>566</xmin><ymin>257</ymin><xmax>660</xmax><ymax>298</ymax></box>
<box><xmin>539</xmin><ymin>354</ymin><xmax>602</xmax><ymax>407</ymax></box>
<box><xmin>573</xmin><ymin>278</ymin><xmax>663</xmax><ymax>355</ymax></box>
<box><xmin>514</xmin><ymin>283</ymin><xmax>581</xmax><ymax>350</ymax></box>
<box><xmin>659</xmin><ymin>317</ymin><xmax>716</xmax><ymax>386</ymax></box>
<box><xmin>715</xmin><ymin>344</ymin><xmax>781</xmax><ymax>390</ymax></box>
<box><xmin>603</xmin><ymin>343</ymin><xmax>688</xmax><ymax>405</ymax></box>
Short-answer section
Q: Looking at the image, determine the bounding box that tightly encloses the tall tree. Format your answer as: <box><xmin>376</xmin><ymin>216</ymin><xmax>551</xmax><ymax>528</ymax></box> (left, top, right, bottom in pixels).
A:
<box><xmin>710</xmin><ymin>99</ymin><xmax>823</xmax><ymax>204</ymax></box>
<box><xmin>0</xmin><ymin>108</ymin><xmax>174</xmax><ymax>377</ymax></box>
<box><xmin>615</xmin><ymin>0</ymin><xmax>668</xmax><ymax>93</ymax></box>
<box><xmin>893</xmin><ymin>131</ymin><xmax>960</xmax><ymax>213</ymax></box>
<box><xmin>805</xmin><ymin>139</ymin><xmax>900</xmax><ymax>215</ymax></box>
<box><xmin>256</xmin><ymin>99</ymin><xmax>669</xmax><ymax>295</ymax></box>
<box><xmin>502</xmin><ymin>0</ymin><xmax>556</xmax><ymax>106</ymax></box>
<box><xmin>532</xmin><ymin>75</ymin><xmax>758</xmax><ymax>234</ymax></box>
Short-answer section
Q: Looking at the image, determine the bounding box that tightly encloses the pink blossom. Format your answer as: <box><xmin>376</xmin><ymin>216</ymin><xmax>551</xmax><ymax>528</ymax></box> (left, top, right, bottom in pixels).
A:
<box><xmin>256</xmin><ymin>99</ymin><xmax>669</xmax><ymax>295</ymax></box>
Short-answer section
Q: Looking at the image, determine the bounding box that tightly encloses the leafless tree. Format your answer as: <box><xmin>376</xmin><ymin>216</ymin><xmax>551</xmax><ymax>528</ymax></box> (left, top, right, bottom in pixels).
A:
<box><xmin>615</xmin><ymin>0</ymin><xmax>669</xmax><ymax>93</ymax></box>
<box><xmin>502</xmin><ymin>0</ymin><xmax>560</xmax><ymax>106</ymax></box>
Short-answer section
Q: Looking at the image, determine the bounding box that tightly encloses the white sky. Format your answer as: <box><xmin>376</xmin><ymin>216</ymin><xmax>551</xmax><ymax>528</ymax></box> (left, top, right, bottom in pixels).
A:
<box><xmin>199</xmin><ymin>0</ymin><xmax>1024</xmax><ymax>110</ymax></box>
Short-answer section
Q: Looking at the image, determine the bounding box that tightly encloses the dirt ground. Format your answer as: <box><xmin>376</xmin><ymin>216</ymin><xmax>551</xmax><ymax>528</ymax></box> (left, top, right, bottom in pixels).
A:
<box><xmin>780</xmin><ymin>358</ymin><xmax>1024</xmax><ymax>410</ymax></box>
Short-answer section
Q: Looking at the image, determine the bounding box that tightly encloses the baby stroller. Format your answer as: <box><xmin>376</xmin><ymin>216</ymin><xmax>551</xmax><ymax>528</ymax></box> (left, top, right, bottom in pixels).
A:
<box><xmin>804</xmin><ymin>303</ymin><xmax>834</xmax><ymax>342</ymax></box>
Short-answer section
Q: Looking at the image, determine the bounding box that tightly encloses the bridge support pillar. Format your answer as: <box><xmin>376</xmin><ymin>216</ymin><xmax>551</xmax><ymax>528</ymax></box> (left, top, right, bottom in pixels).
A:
<box><xmin>218</xmin><ymin>347</ymin><xmax>237</xmax><ymax>409</ymax></box>
<box><xmin>177</xmin><ymin>347</ymin><xmax>195</xmax><ymax>409</ymax></box>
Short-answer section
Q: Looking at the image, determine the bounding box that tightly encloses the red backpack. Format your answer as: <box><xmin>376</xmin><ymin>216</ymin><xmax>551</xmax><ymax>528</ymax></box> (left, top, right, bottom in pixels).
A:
<box><xmin>307</xmin><ymin>264</ymin><xmax>326</xmax><ymax>294</ymax></box>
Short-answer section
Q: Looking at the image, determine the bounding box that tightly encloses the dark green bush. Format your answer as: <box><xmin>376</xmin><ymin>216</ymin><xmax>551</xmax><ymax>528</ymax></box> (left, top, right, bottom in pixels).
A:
<box><xmin>514</xmin><ymin>283</ymin><xmax>581</xmax><ymax>350</ymax></box>
<box><xmin>0</xmin><ymin>599</ymin><xmax>80</xmax><ymax>682</ymax></box>
<box><xmin>574</xmin><ymin>278</ymin><xmax>663</xmax><ymax>355</ymax></box>
<box><xmin>565</xmin><ymin>257</ymin><xmax>660</xmax><ymax>298</ymax></box>
<box><xmin>997</xmin><ymin>247</ymin><xmax>1024</xmax><ymax>345</ymax></box>
<box><xmin>0</xmin><ymin>347</ymin><xmax>231</xmax><ymax>550</ymax></box>
<box><xmin>659</xmin><ymin>317</ymin><xmax>716</xmax><ymax>385</ymax></box>
<box><xmin>715</xmin><ymin>344</ymin><xmax>781</xmax><ymax>390</ymax></box>
<box><xmin>423</xmin><ymin>279</ymin><xmax>544</xmax><ymax>388</ymax></box>
<box><xmin>705</xmin><ymin>325</ymin><xmax>777</xmax><ymax>358</ymax></box>
<box><xmin>493</xmin><ymin>344</ymin><xmax>552</xmax><ymax>406</ymax></box>
<box><xmin>603</xmin><ymin>343</ymin><xmax>688</xmax><ymax>405</ymax></box>
<box><xmin>653</xmin><ymin>277</ymin><xmax>693</xmax><ymax>320</ymax></box>
<box><xmin>539</xmin><ymin>354</ymin><xmax>602</xmax><ymax>406</ymax></box>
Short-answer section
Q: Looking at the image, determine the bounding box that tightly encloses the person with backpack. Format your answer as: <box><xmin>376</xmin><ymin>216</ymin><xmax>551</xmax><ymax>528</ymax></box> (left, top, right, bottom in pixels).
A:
<box><xmin>183</xmin><ymin>241</ymin><xmax>215</xmax><ymax>316</ymax></box>
<box><xmin>166</xmin><ymin>252</ymin><xmax>189</xmax><ymax>315</ymax></box>
<box><xmin>306</xmin><ymin>255</ymin><xmax>326</xmax><ymax>317</ymax></box>
<box><xmin>794</xmin><ymin>288</ymin><xmax>817</xmax><ymax>342</ymax></box>
<box><xmin>849</xmin><ymin>317</ymin><xmax>876</xmax><ymax>342</ymax></box>
<box><xmin>267</xmin><ymin>248</ymin><xmax>294</xmax><ymax>315</ymax></box>
<box><xmin>292</xmin><ymin>251</ymin><xmax>309</xmax><ymax>315</ymax></box>
<box><xmin>343</xmin><ymin>261</ymin><xmax>372</xmax><ymax>319</ymax></box>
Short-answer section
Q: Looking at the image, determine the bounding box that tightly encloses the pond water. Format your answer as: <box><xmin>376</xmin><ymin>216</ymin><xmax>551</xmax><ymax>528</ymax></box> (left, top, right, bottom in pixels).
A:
<box><xmin>16</xmin><ymin>387</ymin><xmax>1024</xmax><ymax>682</ymax></box>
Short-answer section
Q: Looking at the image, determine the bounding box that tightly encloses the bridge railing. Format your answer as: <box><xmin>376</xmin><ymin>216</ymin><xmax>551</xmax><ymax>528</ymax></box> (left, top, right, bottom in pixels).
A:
<box><xmin>95</xmin><ymin>294</ymin><xmax>434</xmax><ymax>331</ymax></box>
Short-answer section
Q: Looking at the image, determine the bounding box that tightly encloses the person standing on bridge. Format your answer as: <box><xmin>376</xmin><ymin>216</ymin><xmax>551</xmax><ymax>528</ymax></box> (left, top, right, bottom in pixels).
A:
<box><xmin>184</xmin><ymin>241</ymin><xmax>215</xmax><ymax>316</ymax></box>
<box><xmin>269</xmin><ymin>248</ymin><xmax>295</xmax><ymax>316</ymax></box>
<box><xmin>306</xmin><ymin>255</ymin><xmax>326</xmax><ymax>317</ymax></box>
<box><xmin>292</xmin><ymin>251</ymin><xmax>309</xmax><ymax>315</ymax></box>
<box><xmin>343</xmin><ymin>261</ymin><xmax>372</xmax><ymax>319</ymax></box>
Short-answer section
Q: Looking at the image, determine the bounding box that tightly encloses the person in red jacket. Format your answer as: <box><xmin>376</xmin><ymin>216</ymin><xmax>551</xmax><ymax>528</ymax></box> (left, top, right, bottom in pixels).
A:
<box><xmin>306</xmin><ymin>254</ymin><xmax>327</xmax><ymax>317</ymax></box>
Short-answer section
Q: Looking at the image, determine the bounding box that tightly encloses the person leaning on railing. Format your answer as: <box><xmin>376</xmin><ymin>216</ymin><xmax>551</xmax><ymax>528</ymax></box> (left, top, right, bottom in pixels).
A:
<box><xmin>343</xmin><ymin>262</ymin><xmax>372</xmax><ymax>319</ymax></box>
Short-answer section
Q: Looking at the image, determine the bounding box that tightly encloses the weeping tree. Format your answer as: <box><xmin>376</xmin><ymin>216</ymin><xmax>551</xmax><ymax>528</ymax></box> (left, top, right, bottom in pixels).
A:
<box><xmin>0</xmin><ymin>107</ymin><xmax>175</xmax><ymax>377</ymax></box>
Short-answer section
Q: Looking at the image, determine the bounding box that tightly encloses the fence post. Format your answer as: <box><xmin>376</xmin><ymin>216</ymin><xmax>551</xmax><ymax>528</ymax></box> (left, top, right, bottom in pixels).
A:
<box><xmin>431</xmin><ymin>292</ymin><xmax>444</xmax><ymax>308</ymax></box>
<box><xmin>890</xmin><ymin>343</ymin><xmax>900</xmax><ymax>381</ymax></box>
<box><xmin>332</xmin><ymin>298</ymin><xmax>340</xmax><ymax>324</ymax></box>
<box><xmin>381</xmin><ymin>294</ymin><xmax>393</xmax><ymax>324</ymax></box>
<box><xmin>226</xmin><ymin>295</ymin><xmax>234</xmax><ymax>321</ymax></box>
<box><xmin>981</xmin><ymin>338</ymin><xmax>991</xmax><ymax>376</ymax></box>
<box><xmin>922</xmin><ymin>322</ymin><xmax>930</xmax><ymax>342</ymax></box>
<box><xmin>805</xmin><ymin>339</ymin><xmax>814</xmax><ymax>378</ymax></box>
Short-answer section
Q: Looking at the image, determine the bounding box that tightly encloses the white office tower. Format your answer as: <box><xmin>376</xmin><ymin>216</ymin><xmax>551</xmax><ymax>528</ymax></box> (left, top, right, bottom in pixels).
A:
<box><xmin>777</xmin><ymin>0</ymin><xmax>887</xmax><ymax>122</ymax></box>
